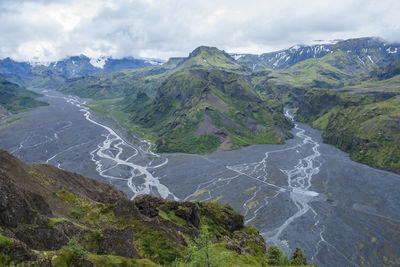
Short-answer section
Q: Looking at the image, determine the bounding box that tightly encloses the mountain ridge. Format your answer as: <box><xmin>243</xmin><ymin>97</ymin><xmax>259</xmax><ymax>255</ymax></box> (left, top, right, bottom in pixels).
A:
<box><xmin>125</xmin><ymin>68</ymin><xmax>292</xmax><ymax>154</ymax></box>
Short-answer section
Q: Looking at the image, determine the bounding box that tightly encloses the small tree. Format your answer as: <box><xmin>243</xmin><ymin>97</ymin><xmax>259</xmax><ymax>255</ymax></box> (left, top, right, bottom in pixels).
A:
<box><xmin>291</xmin><ymin>248</ymin><xmax>306</xmax><ymax>265</ymax></box>
<box><xmin>266</xmin><ymin>245</ymin><xmax>283</xmax><ymax>265</ymax></box>
<box><xmin>279</xmin><ymin>253</ymin><xmax>291</xmax><ymax>266</ymax></box>
<box><xmin>174</xmin><ymin>226</ymin><xmax>230</xmax><ymax>267</ymax></box>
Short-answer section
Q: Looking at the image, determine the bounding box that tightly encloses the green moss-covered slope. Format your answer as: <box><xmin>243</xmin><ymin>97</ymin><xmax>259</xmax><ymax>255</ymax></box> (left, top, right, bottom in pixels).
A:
<box><xmin>176</xmin><ymin>46</ymin><xmax>248</xmax><ymax>72</ymax></box>
<box><xmin>125</xmin><ymin>68</ymin><xmax>292</xmax><ymax>154</ymax></box>
<box><xmin>295</xmin><ymin>86</ymin><xmax>400</xmax><ymax>173</ymax></box>
<box><xmin>59</xmin><ymin>46</ymin><xmax>250</xmax><ymax>100</ymax></box>
<box><xmin>321</xmin><ymin>96</ymin><xmax>400</xmax><ymax>173</ymax></box>
<box><xmin>0</xmin><ymin>75</ymin><xmax>48</xmax><ymax>114</ymax></box>
<box><xmin>0</xmin><ymin>150</ymin><xmax>311</xmax><ymax>266</ymax></box>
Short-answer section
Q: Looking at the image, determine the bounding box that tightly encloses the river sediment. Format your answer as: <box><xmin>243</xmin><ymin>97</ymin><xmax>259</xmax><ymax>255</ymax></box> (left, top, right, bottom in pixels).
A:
<box><xmin>1</xmin><ymin>90</ymin><xmax>399</xmax><ymax>267</ymax></box>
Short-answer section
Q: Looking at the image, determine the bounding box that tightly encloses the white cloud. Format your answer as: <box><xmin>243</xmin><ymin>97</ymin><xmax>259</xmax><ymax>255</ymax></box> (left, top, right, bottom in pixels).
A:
<box><xmin>0</xmin><ymin>0</ymin><xmax>399</xmax><ymax>61</ymax></box>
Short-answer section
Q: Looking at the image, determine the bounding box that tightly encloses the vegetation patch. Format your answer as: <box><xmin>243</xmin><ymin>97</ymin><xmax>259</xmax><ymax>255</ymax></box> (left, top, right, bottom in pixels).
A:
<box><xmin>89</xmin><ymin>254</ymin><xmax>158</xmax><ymax>267</ymax></box>
<box><xmin>132</xmin><ymin>220</ymin><xmax>180</xmax><ymax>265</ymax></box>
<box><xmin>49</xmin><ymin>218</ymin><xmax>70</xmax><ymax>227</ymax></box>
<box><xmin>0</xmin><ymin>235</ymin><xmax>13</xmax><ymax>248</ymax></box>
<box><xmin>158</xmin><ymin>209</ymin><xmax>189</xmax><ymax>228</ymax></box>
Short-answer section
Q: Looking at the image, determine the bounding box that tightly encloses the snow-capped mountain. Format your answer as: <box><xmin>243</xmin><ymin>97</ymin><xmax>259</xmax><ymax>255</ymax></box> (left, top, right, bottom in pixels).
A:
<box><xmin>47</xmin><ymin>55</ymin><xmax>165</xmax><ymax>77</ymax></box>
<box><xmin>232</xmin><ymin>37</ymin><xmax>400</xmax><ymax>71</ymax></box>
<box><xmin>0</xmin><ymin>55</ymin><xmax>165</xmax><ymax>83</ymax></box>
<box><xmin>232</xmin><ymin>43</ymin><xmax>334</xmax><ymax>70</ymax></box>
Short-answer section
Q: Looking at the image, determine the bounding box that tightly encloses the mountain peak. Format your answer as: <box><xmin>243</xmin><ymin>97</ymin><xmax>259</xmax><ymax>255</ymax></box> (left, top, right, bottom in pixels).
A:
<box><xmin>178</xmin><ymin>46</ymin><xmax>245</xmax><ymax>71</ymax></box>
<box><xmin>189</xmin><ymin>46</ymin><xmax>225</xmax><ymax>57</ymax></box>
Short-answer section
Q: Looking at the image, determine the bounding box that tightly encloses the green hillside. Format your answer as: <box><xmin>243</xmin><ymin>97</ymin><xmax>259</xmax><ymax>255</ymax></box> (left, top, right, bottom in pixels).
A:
<box><xmin>59</xmin><ymin>46</ymin><xmax>249</xmax><ymax>100</ymax></box>
<box><xmin>125</xmin><ymin>68</ymin><xmax>292</xmax><ymax>154</ymax></box>
<box><xmin>59</xmin><ymin>65</ymin><xmax>171</xmax><ymax>99</ymax></box>
<box><xmin>176</xmin><ymin>46</ymin><xmax>248</xmax><ymax>71</ymax></box>
<box><xmin>0</xmin><ymin>75</ymin><xmax>48</xmax><ymax>114</ymax></box>
<box><xmin>250</xmin><ymin>59</ymin><xmax>355</xmax><ymax>104</ymax></box>
<box><xmin>250</xmin><ymin>38</ymin><xmax>400</xmax><ymax>104</ymax></box>
<box><xmin>321</xmin><ymin>96</ymin><xmax>400</xmax><ymax>173</ymax></box>
<box><xmin>369</xmin><ymin>58</ymin><xmax>400</xmax><ymax>80</ymax></box>
<box><xmin>295</xmin><ymin>75</ymin><xmax>400</xmax><ymax>173</ymax></box>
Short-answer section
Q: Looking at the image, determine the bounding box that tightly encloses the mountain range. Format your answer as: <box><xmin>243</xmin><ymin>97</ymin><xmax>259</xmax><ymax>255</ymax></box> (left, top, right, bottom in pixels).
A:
<box><xmin>0</xmin><ymin>55</ymin><xmax>164</xmax><ymax>90</ymax></box>
<box><xmin>2</xmin><ymin>36</ymin><xmax>400</xmax><ymax>266</ymax></box>
<box><xmin>233</xmin><ymin>37</ymin><xmax>400</xmax><ymax>71</ymax></box>
<box><xmin>1</xmin><ymin>36</ymin><xmax>400</xmax><ymax>172</ymax></box>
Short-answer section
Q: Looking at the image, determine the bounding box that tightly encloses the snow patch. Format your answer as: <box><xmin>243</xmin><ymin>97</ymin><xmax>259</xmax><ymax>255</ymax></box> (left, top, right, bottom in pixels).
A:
<box><xmin>232</xmin><ymin>54</ymin><xmax>244</xmax><ymax>60</ymax></box>
<box><xmin>290</xmin><ymin>45</ymin><xmax>301</xmax><ymax>50</ymax></box>
<box><xmin>357</xmin><ymin>55</ymin><xmax>365</xmax><ymax>66</ymax></box>
<box><xmin>28</xmin><ymin>60</ymin><xmax>51</xmax><ymax>67</ymax></box>
<box><xmin>386</xmin><ymin>47</ymin><xmax>398</xmax><ymax>54</ymax></box>
<box><xmin>144</xmin><ymin>59</ymin><xmax>163</xmax><ymax>66</ymax></box>
<box><xmin>89</xmin><ymin>56</ymin><xmax>107</xmax><ymax>69</ymax></box>
<box><xmin>367</xmin><ymin>55</ymin><xmax>374</xmax><ymax>63</ymax></box>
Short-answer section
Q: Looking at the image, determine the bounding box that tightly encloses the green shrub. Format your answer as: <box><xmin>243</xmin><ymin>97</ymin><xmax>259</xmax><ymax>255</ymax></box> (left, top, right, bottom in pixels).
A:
<box><xmin>279</xmin><ymin>253</ymin><xmax>291</xmax><ymax>266</ymax></box>
<box><xmin>291</xmin><ymin>248</ymin><xmax>307</xmax><ymax>265</ymax></box>
<box><xmin>132</xmin><ymin>221</ymin><xmax>179</xmax><ymax>265</ymax></box>
<box><xmin>49</xmin><ymin>218</ymin><xmax>69</xmax><ymax>227</ymax></box>
<box><xmin>175</xmin><ymin>226</ymin><xmax>230</xmax><ymax>267</ymax></box>
<box><xmin>0</xmin><ymin>235</ymin><xmax>13</xmax><ymax>248</ymax></box>
<box><xmin>241</xmin><ymin>225</ymin><xmax>258</xmax><ymax>235</ymax></box>
<box><xmin>267</xmin><ymin>245</ymin><xmax>282</xmax><ymax>261</ymax></box>
<box><xmin>0</xmin><ymin>252</ymin><xmax>13</xmax><ymax>266</ymax></box>
<box><xmin>70</xmin><ymin>208</ymin><xmax>85</xmax><ymax>220</ymax></box>
<box><xmin>61</xmin><ymin>238</ymin><xmax>88</xmax><ymax>257</ymax></box>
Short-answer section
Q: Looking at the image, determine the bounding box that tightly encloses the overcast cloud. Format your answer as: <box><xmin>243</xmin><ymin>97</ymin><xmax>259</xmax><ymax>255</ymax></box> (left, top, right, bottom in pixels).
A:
<box><xmin>0</xmin><ymin>0</ymin><xmax>399</xmax><ymax>61</ymax></box>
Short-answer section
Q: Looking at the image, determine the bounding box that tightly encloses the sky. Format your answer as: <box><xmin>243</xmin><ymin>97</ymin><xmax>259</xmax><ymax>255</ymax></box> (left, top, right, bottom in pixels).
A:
<box><xmin>0</xmin><ymin>0</ymin><xmax>399</xmax><ymax>62</ymax></box>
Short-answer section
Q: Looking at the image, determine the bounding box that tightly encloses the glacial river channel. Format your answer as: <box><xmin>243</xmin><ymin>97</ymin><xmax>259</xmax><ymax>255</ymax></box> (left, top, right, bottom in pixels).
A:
<box><xmin>1</xmin><ymin>90</ymin><xmax>399</xmax><ymax>267</ymax></box>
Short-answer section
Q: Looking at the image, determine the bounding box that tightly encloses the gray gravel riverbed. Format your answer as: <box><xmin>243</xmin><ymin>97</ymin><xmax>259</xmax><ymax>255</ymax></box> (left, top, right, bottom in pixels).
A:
<box><xmin>1</xmin><ymin>90</ymin><xmax>399</xmax><ymax>267</ymax></box>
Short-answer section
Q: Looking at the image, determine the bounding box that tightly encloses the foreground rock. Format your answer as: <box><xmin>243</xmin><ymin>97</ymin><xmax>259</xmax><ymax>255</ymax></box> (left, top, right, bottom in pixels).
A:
<box><xmin>0</xmin><ymin>150</ymin><xmax>311</xmax><ymax>266</ymax></box>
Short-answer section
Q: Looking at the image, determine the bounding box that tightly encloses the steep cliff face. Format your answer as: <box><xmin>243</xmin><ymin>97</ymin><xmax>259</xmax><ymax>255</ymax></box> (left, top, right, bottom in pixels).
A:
<box><xmin>321</xmin><ymin>96</ymin><xmax>400</xmax><ymax>174</ymax></box>
<box><xmin>295</xmin><ymin>88</ymin><xmax>400</xmax><ymax>174</ymax></box>
<box><xmin>0</xmin><ymin>150</ymin><xmax>308</xmax><ymax>266</ymax></box>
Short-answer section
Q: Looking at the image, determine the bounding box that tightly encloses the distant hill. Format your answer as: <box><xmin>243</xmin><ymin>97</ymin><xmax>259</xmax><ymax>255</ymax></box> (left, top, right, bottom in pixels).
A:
<box><xmin>46</xmin><ymin>55</ymin><xmax>164</xmax><ymax>77</ymax></box>
<box><xmin>295</xmin><ymin>71</ymin><xmax>400</xmax><ymax>174</ymax></box>
<box><xmin>235</xmin><ymin>37</ymin><xmax>400</xmax><ymax>72</ymax></box>
<box><xmin>0</xmin><ymin>55</ymin><xmax>164</xmax><ymax>90</ymax></box>
<box><xmin>59</xmin><ymin>46</ymin><xmax>251</xmax><ymax>99</ymax></box>
<box><xmin>0</xmin><ymin>75</ymin><xmax>47</xmax><ymax>114</ymax></box>
<box><xmin>369</xmin><ymin>58</ymin><xmax>400</xmax><ymax>80</ymax></box>
<box><xmin>176</xmin><ymin>46</ymin><xmax>248</xmax><ymax>72</ymax></box>
<box><xmin>126</xmin><ymin>68</ymin><xmax>292</xmax><ymax>154</ymax></box>
<box><xmin>250</xmin><ymin>38</ymin><xmax>400</xmax><ymax>104</ymax></box>
<box><xmin>233</xmin><ymin>43</ymin><xmax>333</xmax><ymax>70</ymax></box>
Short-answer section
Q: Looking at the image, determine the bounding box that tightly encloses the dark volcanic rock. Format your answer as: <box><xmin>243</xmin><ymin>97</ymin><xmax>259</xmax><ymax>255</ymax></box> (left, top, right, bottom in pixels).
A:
<box><xmin>0</xmin><ymin>170</ymin><xmax>48</xmax><ymax>227</ymax></box>
<box><xmin>0</xmin><ymin>149</ymin><xmax>271</xmax><ymax>266</ymax></box>
<box><xmin>98</xmin><ymin>227</ymin><xmax>140</xmax><ymax>258</ymax></box>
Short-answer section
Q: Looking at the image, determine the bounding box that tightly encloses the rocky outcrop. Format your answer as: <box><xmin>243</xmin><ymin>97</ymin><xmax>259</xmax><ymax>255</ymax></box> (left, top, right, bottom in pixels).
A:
<box><xmin>0</xmin><ymin>150</ymin><xmax>276</xmax><ymax>266</ymax></box>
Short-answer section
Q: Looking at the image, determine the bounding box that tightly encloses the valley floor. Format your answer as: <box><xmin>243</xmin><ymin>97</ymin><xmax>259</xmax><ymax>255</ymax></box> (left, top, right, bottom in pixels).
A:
<box><xmin>0</xmin><ymin>90</ymin><xmax>399</xmax><ymax>267</ymax></box>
